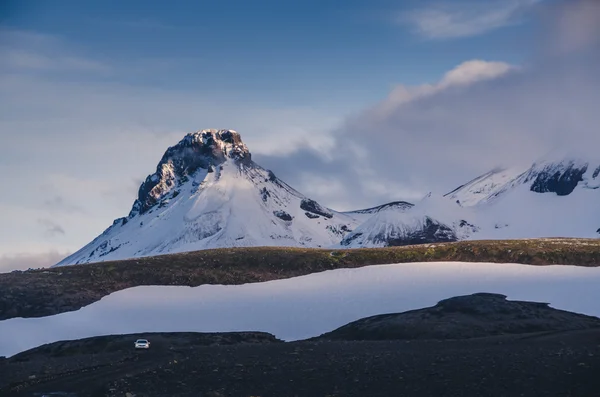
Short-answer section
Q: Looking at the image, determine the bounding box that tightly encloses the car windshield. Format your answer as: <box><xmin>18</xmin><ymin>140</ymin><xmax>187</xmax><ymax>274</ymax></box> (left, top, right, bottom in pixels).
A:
<box><xmin>136</xmin><ymin>340</ymin><xmax>148</xmax><ymax>343</ymax></box>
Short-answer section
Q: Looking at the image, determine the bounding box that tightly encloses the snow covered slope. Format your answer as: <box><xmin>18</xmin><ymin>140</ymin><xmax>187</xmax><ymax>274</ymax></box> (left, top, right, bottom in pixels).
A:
<box><xmin>341</xmin><ymin>153</ymin><xmax>600</xmax><ymax>248</ymax></box>
<box><xmin>340</xmin><ymin>194</ymin><xmax>479</xmax><ymax>247</ymax></box>
<box><xmin>444</xmin><ymin>167</ymin><xmax>528</xmax><ymax>207</ymax></box>
<box><xmin>56</xmin><ymin>130</ymin><xmax>362</xmax><ymax>265</ymax></box>
<box><xmin>445</xmin><ymin>156</ymin><xmax>600</xmax><ymax>239</ymax></box>
<box><xmin>447</xmin><ymin>157</ymin><xmax>600</xmax><ymax>206</ymax></box>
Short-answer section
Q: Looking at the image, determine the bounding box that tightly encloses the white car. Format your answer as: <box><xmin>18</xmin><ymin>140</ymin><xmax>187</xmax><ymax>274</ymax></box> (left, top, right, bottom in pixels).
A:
<box><xmin>134</xmin><ymin>339</ymin><xmax>150</xmax><ymax>349</ymax></box>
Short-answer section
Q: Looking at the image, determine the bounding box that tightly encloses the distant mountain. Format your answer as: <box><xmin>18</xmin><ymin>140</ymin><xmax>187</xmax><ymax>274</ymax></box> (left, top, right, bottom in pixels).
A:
<box><xmin>445</xmin><ymin>156</ymin><xmax>600</xmax><ymax>239</ymax></box>
<box><xmin>446</xmin><ymin>157</ymin><xmax>600</xmax><ymax>206</ymax></box>
<box><xmin>55</xmin><ymin>131</ymin><xmax>600</xmax><ymax>266</ymax></box>
<box><xmin>339</xmin><ymin>194</ymin><xmax>479</xmax><ymax>248</ymax></box>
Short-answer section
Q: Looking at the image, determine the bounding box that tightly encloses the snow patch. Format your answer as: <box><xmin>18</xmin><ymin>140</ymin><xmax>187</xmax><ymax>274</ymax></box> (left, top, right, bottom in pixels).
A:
<box><xmin>3</xmin><ymin>261</ymin><xmax>600</xmax><ymax>357</ymax></box>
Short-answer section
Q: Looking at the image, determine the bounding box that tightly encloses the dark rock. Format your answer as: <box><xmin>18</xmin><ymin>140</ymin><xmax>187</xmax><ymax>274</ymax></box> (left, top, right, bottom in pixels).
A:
<box><xmin>300</xmin><ymin>199</ymin><xmax>333</xmax><ymax>218</ymax></box>
<box><xmin>529</xmin><ymin>163</ymin><xmax>588</xmax><ymax>196</ymax></box>
<box><xmin>326</xmin><ymin>224</ymin><xmax>352</xmax><ymax>236</ymax></box>
<box><xmin>260</xmin><ymin>187</ymin><xmax>270</xmax><ymax>203</ymax></box>
<box><xmin>593</xmin><ymin>166</ymin><xmax>600</xmax><ymax>179</ymax></box>
<box><xmin>339</xmin><ymin>232</ymin><xmax>363</xmax><ymax>246</ymax></box>
<box><xmin>132</xmin><ymin>130</ymin><xmax>251</xmax><ymax>215</ymax></box>
<box><xmin>273</xmin><ymin>210</ymin><xmax>292</xmax><ymax>221</ymax></box>
<box><xmin>316</xmin><ymin>292</ymin><xmax>600</xmax><ymax>341</ymax></box>
<box><xmin>304</xmin><ymin>212</ymin><xmax>320</xmax><ymax>219</ymax></box>
<box><xmin>458</xmin><ymin>219</ymin><xmax>479</xmax><ymax>233</ymax></box>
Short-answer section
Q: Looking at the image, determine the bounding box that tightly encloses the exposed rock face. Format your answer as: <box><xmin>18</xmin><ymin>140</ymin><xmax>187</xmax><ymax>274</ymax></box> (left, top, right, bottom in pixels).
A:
<box><xmin>527</xmin><ymin>162</ymin><xmax>588</xmax><ymax>196</ymax></box>
<box><xmin>300</xmin><ymin>199</ymin><xmax>333</xmax><ymax>219</ymax></box>
<box><xmin>316</xmin><ymin>293</ymin><xmax>600</xmax><ymax>341</ymax></box>
<box><xmin>131</xmin><ymin>130</ymin><xmax>251</xmax><ymax>216</ymax></box>
<box><xmin>273</xmin><ymin>210</ymin><xmax>293</xmax><ymax>221</ymax></box>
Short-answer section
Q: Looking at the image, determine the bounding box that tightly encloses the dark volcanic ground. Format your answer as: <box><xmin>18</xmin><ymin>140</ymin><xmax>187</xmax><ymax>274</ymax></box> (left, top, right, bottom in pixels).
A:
<box><xmin>2</xmin><ymin>330</ymin><xmax>600</xmax><ymax>397</ymax></box>
<box><xmin>316</xmin><ymin>292</ymin><xmax>600</xmax><ymax>341</ymax></box>
<box><xmin>3</xmin><ymin>293</ymin><xmax>600</xmax><ymax>397</ymax></box>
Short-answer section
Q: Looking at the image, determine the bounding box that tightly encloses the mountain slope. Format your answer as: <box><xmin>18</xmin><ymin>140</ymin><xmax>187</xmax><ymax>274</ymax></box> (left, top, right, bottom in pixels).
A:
<box><xmin>446</xmin><ymin>157</ymin><xmax>600</xmax><ymax>207</ymax></box>
<box><xmin>56</xmin><ymin>130</ymin><xmax>362</xmax><ymax>266</ymax></box>
<box><xmin>445</xmin><ymin>156</ymin><xmax>600</xmax><ymax>239</ymax></box>
<box><xmin>55</xmin><ymin>131</ymin><xmax>599</xmax><ymax>266</ymax></box>
<box><xmin>339</xmin><ymin>193</ymin><xmax>479</xmax><ymax>248</ymax></box>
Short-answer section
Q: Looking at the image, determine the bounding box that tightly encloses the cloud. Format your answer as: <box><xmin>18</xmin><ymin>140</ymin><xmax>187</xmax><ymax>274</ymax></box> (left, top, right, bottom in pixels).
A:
<box><xmin>0</xmin><ymin>251</ymin><xmax>70</xmax><ymax>272</ymax></box>
<box><xmin>43</xmin><ymin>196</ymin><xmax>86</xmax><ymax>214</ymax></box>
<box><xmin>400</xmin><ymin>0</ymin><xmax>540</xmax><ymax>39</ymax></box>
<box><xmin>375</xmin><ymin>60</ymin><xmax>514</xmax><ymax>116</ymax></box>
<box><xmin>260</xmin><ymin>0</ymin><xmax>600</xmax><ymax>210</ymax></box>
<box><xmin>37</xmin><ymin>219</ymin><xmax>66</xmax><ymax>237</ymax></box>
<box><xmin>543</xmin><ymin>0</ymin><xmax>600</xmax><ymax>55</ymax></box>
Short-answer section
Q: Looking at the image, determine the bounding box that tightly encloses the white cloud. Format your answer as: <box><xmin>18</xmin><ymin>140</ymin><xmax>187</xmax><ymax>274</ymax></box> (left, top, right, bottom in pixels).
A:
<box><xmin>439</xmin><ymin>60</ymin><xmax>515</xmax><ymax>87</ymax></box>
<box><xmin>376</xmin><ymin>60</ymin><xmax>514</xmax><ymax>116</ymax></box>
<box><xmin>400</xmin><ymin>0</ymin><xmax>541</xmax><ymax>39</ymax></box>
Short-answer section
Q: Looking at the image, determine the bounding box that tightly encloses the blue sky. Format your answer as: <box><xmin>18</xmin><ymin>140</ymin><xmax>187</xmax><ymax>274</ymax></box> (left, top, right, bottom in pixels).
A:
<box><xmin>2</xmin><ymin>0</ymin><xmax>533</xmax><ymax>103</ymax></box>
<box><xmin>1</xmin><ymin>0</ymin><xmax>599</xmax><ymax>270</ymax></box>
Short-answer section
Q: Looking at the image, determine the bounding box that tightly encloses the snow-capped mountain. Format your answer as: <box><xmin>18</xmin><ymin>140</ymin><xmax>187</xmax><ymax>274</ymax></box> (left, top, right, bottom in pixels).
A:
<box><xmin>55</xmin><ymin>130</ymin><xmax>599</xmax><ymax>266</ymax></box>
<box><xmin>445</xmin><ymin>156</ymin><xmax>600</xmax><ymax>239</ymax></box>
<box><xmin>340</xmin><ymin>194</ymin><xmax>479</xmax><ymax>248</ymax></box>
<box><xmin>446</xmin><ymin>157</ymin><xmax>600</xmax><ymax>206</ymax></box>
<box><xmin>56</xmin><ymin>130</ymin><xmax>366</xmax><ymax>265</ymax></box>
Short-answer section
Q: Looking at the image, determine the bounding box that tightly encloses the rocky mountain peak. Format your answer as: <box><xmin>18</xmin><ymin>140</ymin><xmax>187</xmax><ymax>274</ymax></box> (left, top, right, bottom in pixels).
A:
<box><xmin>130</xmin><ymin>129</ymin><xmax>252</xmax><ymax>216</ymax></box>
<box><xmin>182</xmin><ymin>129</ymin><xmax>250</xmax><ymax>162</ymax></box>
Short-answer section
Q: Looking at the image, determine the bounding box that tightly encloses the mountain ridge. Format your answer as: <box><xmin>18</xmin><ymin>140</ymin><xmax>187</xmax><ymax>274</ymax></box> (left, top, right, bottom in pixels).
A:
<box><xmin>55</xmin><ymin>130</ymin><xmax>599</xmax><ymax>266</ymax></box>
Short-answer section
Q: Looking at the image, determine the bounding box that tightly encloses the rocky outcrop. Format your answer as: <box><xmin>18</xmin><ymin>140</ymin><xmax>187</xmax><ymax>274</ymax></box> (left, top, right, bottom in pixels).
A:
<box><xmin>527</xmin><ymin>161</ymin><xmax>588</xmax><ymax>196</ymax></box>
<box><xmin>316</xmin><ymin>292</ymin><xmax>600</xmax><ymax>341</ymax></box>
<box><xmin>131</xmin><ymin>130</ymin><xmax>250</xmax><ymax>216</ymax></box>
<box><xmin>300</xmin><ymin>198</ymin><xmax>333</xmax><ymax>219</ymax></box>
